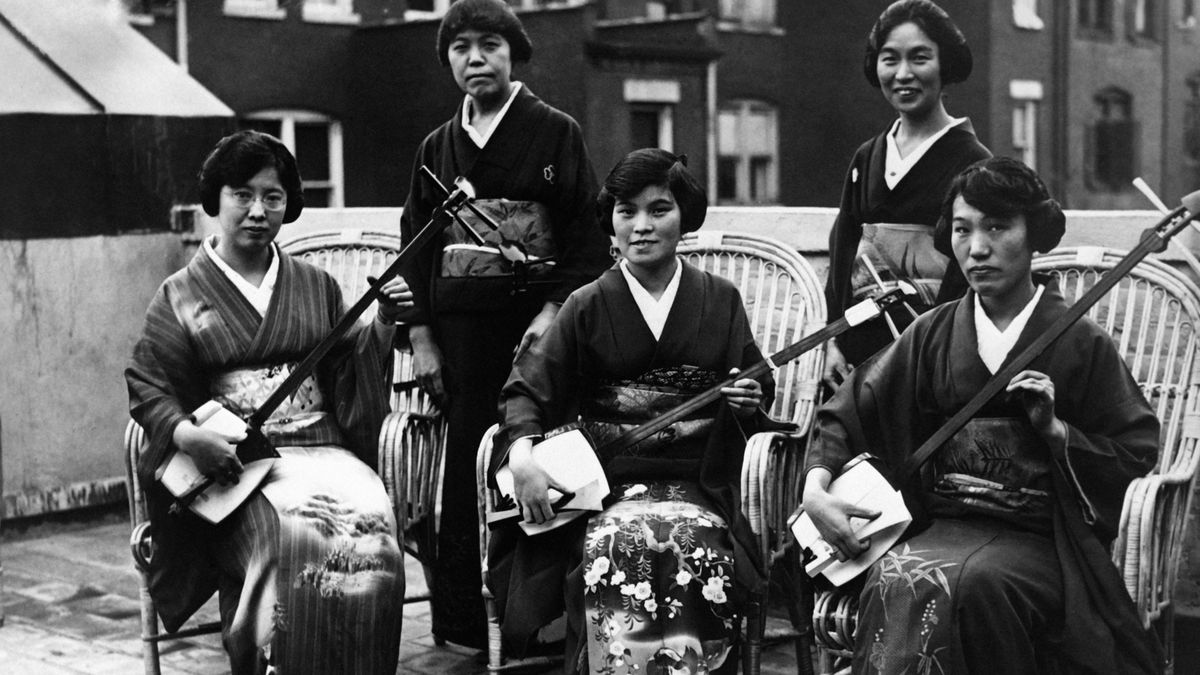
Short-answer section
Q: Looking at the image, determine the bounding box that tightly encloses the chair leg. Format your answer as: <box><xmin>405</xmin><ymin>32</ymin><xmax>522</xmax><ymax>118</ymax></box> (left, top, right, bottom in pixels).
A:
<box><xmin>782</xmin><ymin>551</ymin><xmax>816</xmax><ymax>675</ymax></box>
<box><xmin>137</xmin><ymin>579</ymin><xmax>163</xmax><ymax>675</ymax></box>
<box><xmin>743</xmin><ymin>595</ymin><xmax>764</xmax><ymax>675</ymax></box>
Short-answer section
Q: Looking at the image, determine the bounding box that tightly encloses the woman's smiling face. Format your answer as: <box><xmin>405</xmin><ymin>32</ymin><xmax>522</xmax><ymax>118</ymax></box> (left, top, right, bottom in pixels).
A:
<box><xmin>877</xmin><ymin>21</ymin><xmax>943</xmax><ymax>121</ymax></box>
<box><xmin>612</xmin><ymin>184</ymin><xmax>683</xmax><ymax>277</ymax></box>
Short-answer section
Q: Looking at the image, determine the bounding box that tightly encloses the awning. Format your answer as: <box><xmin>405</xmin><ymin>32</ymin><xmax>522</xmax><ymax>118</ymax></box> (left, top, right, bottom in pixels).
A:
<box><xmin>0</xmin><ymin>0</ymin><xmax>232</xmax><ymax>116</ymax></box>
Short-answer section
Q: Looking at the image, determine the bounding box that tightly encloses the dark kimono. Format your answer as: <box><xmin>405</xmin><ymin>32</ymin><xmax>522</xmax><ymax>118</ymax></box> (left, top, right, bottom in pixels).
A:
<box><xmin>825</xmin><ymin>121</ymin><xmax>991</xmax><ymax>365</ymax></box>
<box><xmin>806</xmin><ymin>280</ymin><xmax>1163</xmax><ymax>674</ymax></box>
<box><xmin>126</xmin><ymin>245</ymin><xmax>403</xmax><ymax>674</ymax></box>
<box><xmin>490</xmin><ymin>263</ymin><xmax>773</xmax><ymax>673</ymax></box>
<box><xmin>399</xmin><ymin>84</ymin><xmax>611</xmax><ymax>647</ymax></box>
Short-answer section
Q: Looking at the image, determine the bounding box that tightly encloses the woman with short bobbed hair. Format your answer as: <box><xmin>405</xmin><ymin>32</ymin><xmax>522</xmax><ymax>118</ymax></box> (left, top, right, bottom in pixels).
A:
<box><xmin>490</xmin><ymin>148</ymin><xmax>774</xmax><ymax>673</ymax></box>
<box><xmin>823</xmin><ymin>0</ymin><xmax>991</xmax><ymax>388</ymax></box>
<box><xmin>128</xmin><ymin>130</ymin><xmax>408</xmax><ymax>674</ymax></box>
<box><xmin>804</xmin><ymin>157</ymin><xmax>1162</xmax><ymax>674</ymax></box>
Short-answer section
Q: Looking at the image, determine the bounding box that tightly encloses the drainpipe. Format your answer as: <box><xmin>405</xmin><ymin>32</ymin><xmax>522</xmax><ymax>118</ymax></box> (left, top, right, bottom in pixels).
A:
<box><xmin>1051</xmin><ymin>0</ymin><xmax>1070</xmax><ymax>205</ymax></box>
<box><xmin>707</xmin><ymin>59</ymin><xmax>717</xmax><ymax>200</ymax></box>
<box><xmin>176</xmin><ymin>0</ymin><xmax>188</xmax><ymax>72</ymax></box>
<box><xmin>1161</xmin><ymin>0</ymin><xmax>1171</xmax><ymax>201</ymax></box>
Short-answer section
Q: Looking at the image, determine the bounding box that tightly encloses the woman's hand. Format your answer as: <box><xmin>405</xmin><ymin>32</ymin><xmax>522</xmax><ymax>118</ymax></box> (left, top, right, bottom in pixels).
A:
<box><xmin>508</xmin><ymin>437</ymin><xmax>567</xmax><ymax>525</ymax></box>
<box><xmin>514</xmin><ymin>302</ymin><xmax>560</xmax><ymax>361</ymax></box>
<box><xmin>1007</xmin><ymin>370</ymin><xmax>1067</xmax><ymax>449</ymax></box>
<box><xmin>408</xmin><ymin>325</ymin><xmax>446</xmax><ymax>406</ymax></box>
<box><xmin>822</xmin><ymin>340</ymin><xmax>852</xmax><ymax>391</ymax></box>
<box><xmin>172</xmin><ymin>420</ymin><xmax>246</xmax><ymax>486</ymax></box>
<box><xmin>801</xmin><ymin>468</ymin><xmax>880</xmax><ymax>562</ymax></box>
<box><xmin>721</xmin><ymin>368</ymin><xmax>763</xmax><ymax>419</ymax></box>
<box><xmin>374</xmin><ymin>275</ymin><xmax>414</xmax><ymax>324</ymax></box>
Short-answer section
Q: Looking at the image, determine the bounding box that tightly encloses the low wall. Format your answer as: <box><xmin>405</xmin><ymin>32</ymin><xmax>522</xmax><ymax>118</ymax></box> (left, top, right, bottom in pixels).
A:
<box><xmin>4</xmin><ymin>205</ymin><xmax>1200</xmax><ymax>612</ymax></box>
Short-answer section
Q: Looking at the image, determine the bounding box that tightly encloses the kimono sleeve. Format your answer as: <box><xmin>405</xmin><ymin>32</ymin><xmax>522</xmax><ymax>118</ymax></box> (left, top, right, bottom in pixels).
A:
<box><xmin>125</xmin><ymin>281</ymin><xmax>208</xmax><ymax>484</ymax></box>
<box><xmin>545</xmin><ymin>115</ymin><xmax>610</xmax><ymax>304</ymax></box>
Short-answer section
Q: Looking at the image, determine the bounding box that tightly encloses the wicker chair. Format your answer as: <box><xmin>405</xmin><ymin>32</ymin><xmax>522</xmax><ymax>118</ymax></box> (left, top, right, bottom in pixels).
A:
<box><xmin>473</xmin><ymin>231</ymin><xmax>827</xmax><ymax>674</ymax></box>
<box><xmin>124</xmin><ymin>229</ymin><xmax>446</xmax><ymax>673</ymax></box>
<box><xmin>811</xmin><ymin>246</ymin><xmax>1200</xmax><ymax>675</ymax></box>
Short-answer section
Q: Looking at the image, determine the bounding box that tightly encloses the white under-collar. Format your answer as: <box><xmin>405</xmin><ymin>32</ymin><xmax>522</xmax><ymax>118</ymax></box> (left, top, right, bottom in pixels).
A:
<box><xmin>619</xmin><ymin>258</ymin><xmax>683</xmax><ymax>341</ymax></box>
<box><xmin>884</xmin><ymin>117</ymin><xmax>966</xmax><ymax>189</ymax></box>
<box><xmin>461</xmin><ymin>81</ymin><xmax>523</xmax><ymax>149</ymax></box>
<box><xmin>974</xmin><ymin>284</ymin><xmax>1045</xmax><ymax>374</ymax></box>
<box><xmin>204</xmin><ymin>235</ymin><xmax>279</xmax><ymax>317</ymax></box>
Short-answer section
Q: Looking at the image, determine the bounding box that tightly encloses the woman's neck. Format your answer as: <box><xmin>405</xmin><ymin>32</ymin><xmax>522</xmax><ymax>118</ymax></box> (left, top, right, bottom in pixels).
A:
<box><xmin>627</xmin><ymin>258</ymin><xmax>678</xmax><ymax>300</ymax></box>
<box><xmin>979</xmin><ymin>280</ymin><xmax>1037</xmax><ymax>332</ymax></box>
<box><xmin>469</xmin><ymin>83</ymin><xmax>514</xmax><ymax>130</ymax></box>
<box><xmin>895</xmin><ymin>102</ymin><xmax>955</xmax><ymax>149</ymax></box>
<box><xmin>214</xmin><ymin>238</ymin><xmax>272</xmax><ymax>286</ymax></box>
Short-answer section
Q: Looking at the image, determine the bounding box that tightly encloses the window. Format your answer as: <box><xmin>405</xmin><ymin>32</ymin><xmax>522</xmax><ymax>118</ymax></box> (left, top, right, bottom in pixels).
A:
<box><xmin>1129</xmin><ymin>0</ymin><xmax>1158</xmax><ymax>38</ymax></box>
<box><xmin>1087</xmin><ymin>88</ymin><xmax>1136</xmax><ymax>192</ymax></box>
<box><xmin>623</xmin><ymin>79</ymin><xmax>679</xmax><ymax>152</ymax></box>
<box><xmin>405</xmin><ymin>0</ymin><xmax>450</xmax><ymax>18</ymax></box>
<box><xmin>1183</xmin><ymin>0</ymin><xmax>1197</xmax><ymax>28</ymax></box>
<box><xmin>243</xmin><ymin>111</ymin><xmax>345</xmax><ymax>207</ymax></box>
<box><xmin>718</xmin><ymin>0</ymin><xmax>775</xmax><ymax>27</ymax></box>
<box><xmin>1078</xmin><ymin>0</ymin><xmax>1113</xmax><ymax>33</ymax></box>
<box><xmin>1012</xmin><ymin>0</ymin><xmax>1044</xmax><ymax>30</ymax></box>
<box><xmin>224</xmin><ymin>0</ymin><xmax>285</xmax><ymax>19</ymax></box>
<box><xmin>1010</xmin><ymin>80</ymin><xmax>1042</xmax><ymax>170</ymax></box>
<box><xmin>717</xmin><ymin>100</ymin><xmax>778</xmax><ymax>204</ymax></box>
<box><xmin>303</xmin><ymin>0</ymin><xmax>359</xmax><ymax>24</ymax></box>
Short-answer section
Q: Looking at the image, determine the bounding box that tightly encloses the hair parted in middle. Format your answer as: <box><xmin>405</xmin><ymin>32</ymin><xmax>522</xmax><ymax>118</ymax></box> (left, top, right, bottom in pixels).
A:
<box><xmin>436</xmin><ymin>0</ymin><xmax>533</xmax><ymax>66</ymax></box>
<box><xmin>863</xmin><ymin>0</ymin><xmax>972</xmax><ymax>88</ymax></box>
<box><xmin>596</xmin><ymin>148</ymin><xmax>708</xmax><ymax>236</ymax></box>
<box><xmin>197</xmin><ymin>129</ymin><xmax>304</xmax><ymax>224</ymax></box>
<box><xmin>934</xmin><ymin>156</ymin><xmax>1066</xmax><ymax>256</ymax></box>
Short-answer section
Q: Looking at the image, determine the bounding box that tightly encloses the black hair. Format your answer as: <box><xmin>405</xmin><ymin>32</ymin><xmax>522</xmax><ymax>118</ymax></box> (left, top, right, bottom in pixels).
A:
<box><xmin>198</xmin><ymin>130</ymin><xmax>304</xmax><ymax>224</ymax></box>
<box><xmin>597</xmin><ymin>148</ymin><xmax>707</xmax><ymax>236</ymax></box>
<box><xmin>935</xmin><ymin>156</ymin><xmax>1066</xmax><ymax>256</ymax></box>
<box><xmin>436</xmin><ymin>0</ymin><xmax>533</xmax><ymax>66</ymax></box>
<box><xmin>863</xmin><ymin>0</ymin><xmax>972</xmax><ymax>88</ymax></box>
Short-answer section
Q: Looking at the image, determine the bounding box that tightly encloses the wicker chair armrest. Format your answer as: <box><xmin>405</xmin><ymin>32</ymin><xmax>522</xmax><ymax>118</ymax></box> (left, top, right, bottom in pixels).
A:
<box><xmin>378</xmin><ymin>409</ymin><xmax>445</xmax><ymax>535</ymax></box>
<box><xmin>130</xmin><ymin>521</ymin><xmax>154</xmax><ymax>572</ymax></box>
<box><xmin>740</xmin><ymin>429</ymin><xmax>808</xmax><ymax>568</ymax></box>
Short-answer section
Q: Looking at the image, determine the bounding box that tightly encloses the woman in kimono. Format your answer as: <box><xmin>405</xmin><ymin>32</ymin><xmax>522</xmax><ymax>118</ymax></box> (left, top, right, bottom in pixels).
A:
<box><xmin>398</xmin><ymin>0</ymin><xmax>612</xmax><ymax>648</ymax></box>
<box><xmin>126</xmin><ymin>131</ymin><xmax>408</xmax><ymax>674</ymax></box>
<box><xmin>803</xmin><ymin>157</ymin><xmax>1162</xmax><ymax>674</ymax></box>
<box><xmin>491</xmin><ymin>149</ymin><xmax>773</xmax><ymax>673</ymax></box>
<box><xmin>823</xmin><ymin>0</ymin><xmax>991</xmax><ymax>386</ymax></box>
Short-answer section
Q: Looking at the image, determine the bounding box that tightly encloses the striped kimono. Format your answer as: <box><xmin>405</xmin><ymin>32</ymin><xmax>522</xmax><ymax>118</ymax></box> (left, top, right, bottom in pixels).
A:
<box><xmin>126</xmin><ymin>244</ymin><xmax>403</xmax><ymax>674</ymax></box>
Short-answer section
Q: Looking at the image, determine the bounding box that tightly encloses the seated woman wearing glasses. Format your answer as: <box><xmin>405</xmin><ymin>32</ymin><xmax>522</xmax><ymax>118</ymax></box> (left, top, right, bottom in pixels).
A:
<box><xmin>803</xmin><ymin>157</ymin><xmax>1161</xmax><ymax>674</ymax></box>
<box><xmin>489</xmin><ymin>149</ymin><xmax>774</xmax><ymax>673</ymax></box>
<box><xmin>126</xmin><ymin>131</ymin><xmax>408</xmax><ymax>674</ymax></box>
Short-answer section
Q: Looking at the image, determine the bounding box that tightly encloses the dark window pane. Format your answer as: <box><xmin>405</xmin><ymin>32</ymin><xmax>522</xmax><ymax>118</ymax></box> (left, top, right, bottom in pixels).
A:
<box><xmin>303</xmin><ymin>187</ymin><xmax>330</xmax><ymax>208</ymax></box>
<box><xmin>717</xmin><ymin>157</ymin><xmax>738</xmax><ymax>201</ymax></box>
<box><xmin>630</xmin><ymin>109</ymin><xmax>660</xmax><ymax>151</ymax></box>
<box><xmin>408</xmin><ymin>0</ymin><xmax>433</xmax><ymax>10</ymax></box>
<box><xmin>750</xmin><ymin>156</ymin><xmax>770</xmax><ymax>202</ymax></box>
<box><xmin>295</xmin><ymin>123</ymin><xmax>330</xmax><ymax>181</ymax></box>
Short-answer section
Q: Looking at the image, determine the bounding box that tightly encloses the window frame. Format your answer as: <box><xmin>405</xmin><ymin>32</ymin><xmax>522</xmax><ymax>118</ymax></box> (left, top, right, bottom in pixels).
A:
<box><xmin>1086</xmin><ymin>87</ymin><xmax>1137</xmax><ymax>193</ymax></box>
<box><xmin>223</xmin><ymin>0</ymin><xmax>286</xmax><ymax>20</ymax></box>
<box><xmin>716</xmin><ymin>99</ymin><xmax>779</xmax><ymax>205</ymax></box>
<box><xmin>302</xmin><ymin>0</ymin><xmax>360</xmax><ymax>24</ymax></box>
<box><xmin>242</xmin><ymin>110</ymin><xmax>346</xmax><ymax>208</ymax></box>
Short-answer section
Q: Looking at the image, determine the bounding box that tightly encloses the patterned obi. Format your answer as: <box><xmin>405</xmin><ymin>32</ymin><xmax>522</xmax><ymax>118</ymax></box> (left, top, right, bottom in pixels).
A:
<box><xmin>850</xmin><ymin>222</ymin><xmax>948</xmax><ymax>307</ymax></box>
<box><xmin>580</xmin><ymin>366</ymin><xmax>721</xmax><ymax>471</ymax></box>
<box><xmin>210</xmin><ymin>363</ymin><xmax>343</xmax><ymax>447</ymax></box>
<box><xmin>933</xmin><ymin>417</ymin><xmax>1053</xmax><ymax>526</ymax></box>
<box><xmin>440</xmin><ymin>199</ymin><xmax>556</xmax><ymax>282</ymax></box>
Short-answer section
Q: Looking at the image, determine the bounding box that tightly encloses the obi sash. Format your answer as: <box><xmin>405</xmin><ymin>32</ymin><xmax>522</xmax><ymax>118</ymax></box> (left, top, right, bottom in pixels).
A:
<box><xmin>580</xmin><ymin>366</ymin><xmax>721</xmax><ymax>481</ymax></box>
<box><xmin>850</xmin><ymin>222</ymin><xmax>948</xmax><ymax>307</ymax></box>
<box><xmin>932</xmin><ymin>417</ymin><xmax>1053</xmax><ymax>528</ymax></box>
<box><xmin>440</xmin><ymin>199</ymin><xmax>556</xmax><ymax>280</ymax></box>
<box><xmin>210</xmin><ymin>363</ymin><xmax>345</xmax><ymax>448</ymax></box>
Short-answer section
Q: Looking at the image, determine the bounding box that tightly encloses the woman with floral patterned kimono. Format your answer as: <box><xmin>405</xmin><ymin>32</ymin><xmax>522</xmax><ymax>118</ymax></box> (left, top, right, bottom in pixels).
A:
<box><xmin>490</xmin><ymin>149</ymin><xmax>774</xmax><ymax>673</ymax></box>
<box><xmin>126</xmin><ymin>131</ymin><xmax>408</xmax><ymax>674</ymax></box>
<box><xmin>803</xmin><ymin>158</ymin><xmax>1162</xmax><ymax>674</ymax></box>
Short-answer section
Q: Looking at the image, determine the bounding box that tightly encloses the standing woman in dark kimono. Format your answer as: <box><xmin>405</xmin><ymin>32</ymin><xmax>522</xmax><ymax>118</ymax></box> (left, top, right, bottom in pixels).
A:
<box><xmin>491</xmin><ymin>149</ymin><xmax>772</xmax><ymax>673</ymax></box>
<box><xmin>398</xmin><ymin>0</ymin><xmax>612</xmax><ymax>649</ymax></box>
<box><xmin>823</xmin><ymin>0</ymin><xmax>991</xmax><ymax>386</ymax></box>
<box><xmin>126</xmin><ymin>131</ymin><xmax>408</xmax><ymax>673</ymax></box>
<box><xmin>804</xmin><ymin>157</ymin><xmax>1162</xmax><ymax>674</ymax></box>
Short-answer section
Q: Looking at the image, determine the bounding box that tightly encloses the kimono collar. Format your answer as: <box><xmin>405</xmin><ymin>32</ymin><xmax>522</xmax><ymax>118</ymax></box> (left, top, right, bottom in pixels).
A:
<box><xmin>974</xmin><ymin>283</ymin><xmax>1045</xmax><ymax>374</ymax></box>
<box><xmin>460</xmin><ymin>81</ymin><xmax>524</xmax><ymax>149</ymax></box>
<box><xmin>202</xmin><ymin>235</ymin><xmax>279</xmax><ymax>317</ymax></box>
<box><xmin>883</xmin><ymin>117</ymin><xmax>967</xmax><ymax>189</ymax></box>
<box><xmin>618</xmin><ymin>257</ymin><xmax>683</xmax><ymax>340</ymax></box>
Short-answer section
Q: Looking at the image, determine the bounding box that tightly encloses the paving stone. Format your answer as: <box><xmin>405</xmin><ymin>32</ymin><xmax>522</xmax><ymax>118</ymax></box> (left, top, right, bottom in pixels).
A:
<box><xmin>4</xmin><ymin>596</ymin><xmax>72</xmax><ymax>622</ymax></box>
<box><xmin>13</xmin><ymin>580</ymin><xmax>86</xmax><ymax>604</ymax></box>
<box><xmin>66</xmin><ymin>591</ymin><xmax>142</xmax><ymax>619</ymax></box>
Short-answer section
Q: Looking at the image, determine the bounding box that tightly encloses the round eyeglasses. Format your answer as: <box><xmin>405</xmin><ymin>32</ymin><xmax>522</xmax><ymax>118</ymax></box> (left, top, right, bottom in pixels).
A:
<box><xmin>224</xmin><ymin>188</ymin><xmax>286</xmax><ymax>211</ymax></box>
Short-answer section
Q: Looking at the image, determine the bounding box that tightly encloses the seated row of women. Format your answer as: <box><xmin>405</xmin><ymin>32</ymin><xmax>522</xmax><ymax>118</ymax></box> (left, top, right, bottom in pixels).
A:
<box><xmin>125</xmin><ymin>0</ymin><xmax>1165</xmax><ymax>672</ymax></box>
